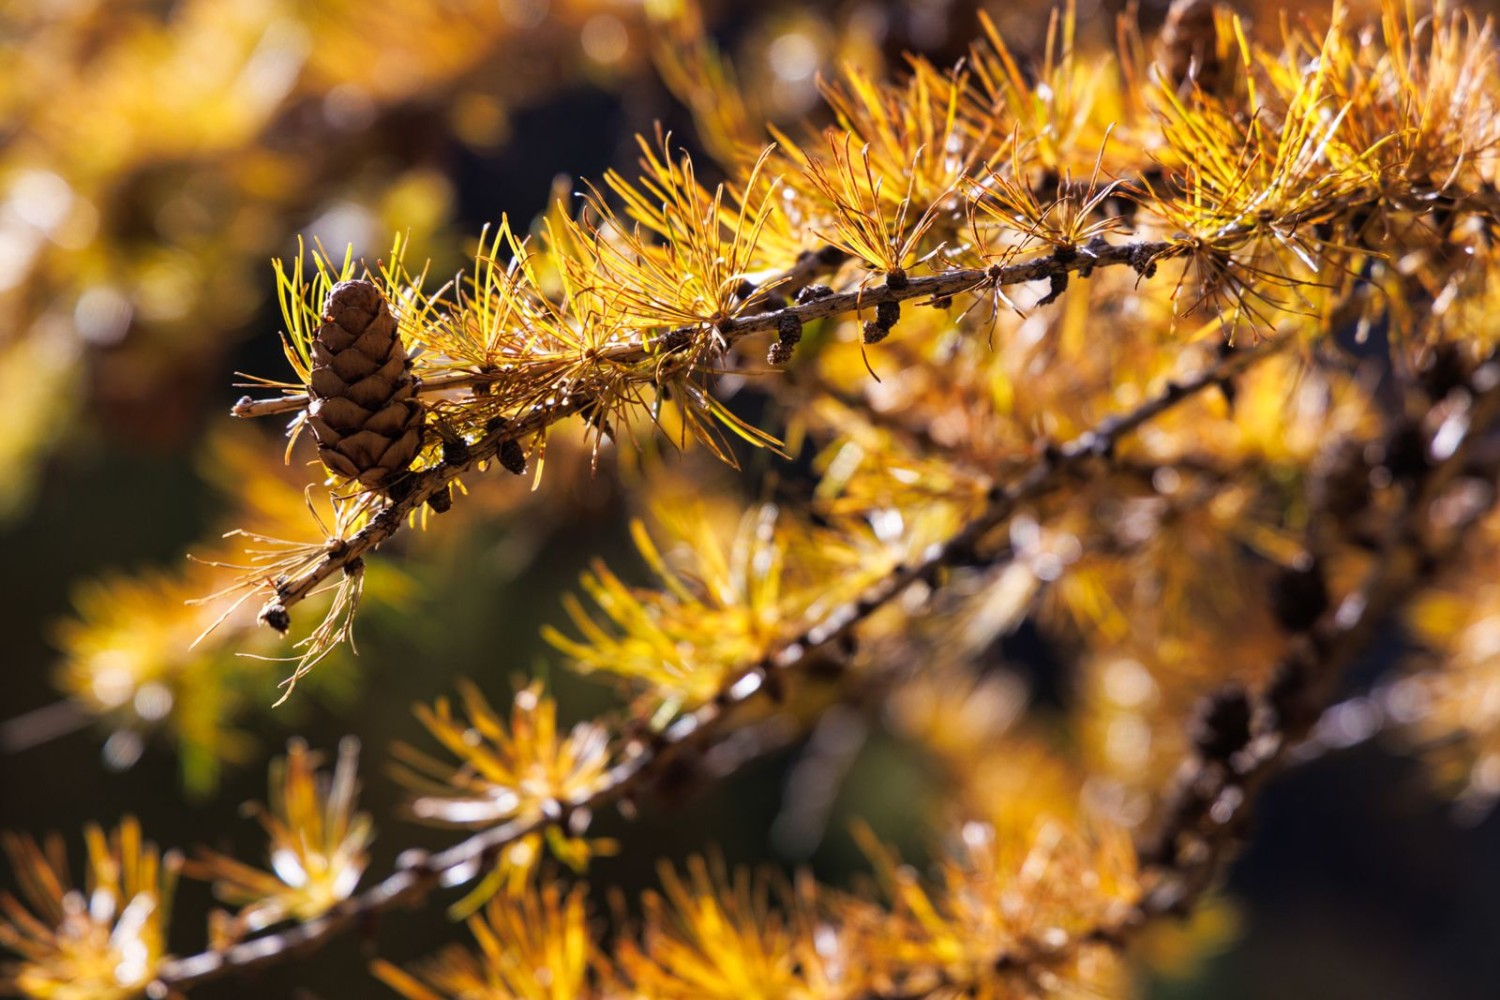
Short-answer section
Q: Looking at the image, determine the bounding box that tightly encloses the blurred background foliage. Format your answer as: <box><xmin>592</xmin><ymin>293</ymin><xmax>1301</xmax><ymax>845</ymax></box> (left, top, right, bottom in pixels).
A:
<box><xmin>2</xmin><ymin>0</ymin><xmax>1500</xmax><ymax>996</ymax></box>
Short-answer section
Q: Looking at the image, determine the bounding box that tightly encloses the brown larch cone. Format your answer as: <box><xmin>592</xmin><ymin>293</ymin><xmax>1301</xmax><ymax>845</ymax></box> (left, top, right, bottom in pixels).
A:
<box><xmin>305</xmin><ymin>279</ymin><xmax>425</xmax><ymax>488</ymax></box>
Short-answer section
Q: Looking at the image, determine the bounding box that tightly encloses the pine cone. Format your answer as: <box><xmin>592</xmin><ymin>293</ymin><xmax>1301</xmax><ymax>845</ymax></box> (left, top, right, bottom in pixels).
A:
<box><xmin>305</xmin><ymin>279</ymin><xmax>424</xmax><ymax>488</ymax></box>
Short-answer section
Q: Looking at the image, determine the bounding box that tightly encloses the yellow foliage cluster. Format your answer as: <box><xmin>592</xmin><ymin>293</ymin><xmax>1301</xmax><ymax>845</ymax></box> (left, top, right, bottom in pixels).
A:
<box><xmin>377</xmin><ymin>823</ymin><xmax>1140</xmax><ymax>1000</ymax></box>
<box><xmin>192</xmin><ymin>739</ymin><xmax>371</xmax><ymax>942</ymax></box>
<box><xmin>0</xmin><ymin>819</ymin><xmax>177</xmax><ymax>1000</ymax></box>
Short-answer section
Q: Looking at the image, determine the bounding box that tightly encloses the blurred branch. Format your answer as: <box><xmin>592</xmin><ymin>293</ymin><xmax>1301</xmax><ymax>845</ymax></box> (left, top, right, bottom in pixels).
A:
<box><xmin>0</xmin><ymin>700</ymin><xmax>91</xmax><ymax>754</ymax></box>
<box><xmin>1141</xmin><ymin>358</ymin><xmax>1500</xmax><ymax>913</ymax></box>
<box><xmin>858</xmin><ymin>357</ymin><xmax>1500</xmax><ymax>999</ymax></box>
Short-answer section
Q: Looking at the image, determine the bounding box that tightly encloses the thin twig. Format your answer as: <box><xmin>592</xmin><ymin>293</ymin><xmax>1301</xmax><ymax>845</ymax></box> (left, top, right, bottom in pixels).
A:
<box><xmin>250</xmin><ymin>238</ymin><xmax>1179</xmax><ymax>628</ymax></box>
<box><xmin>229</xmin><ymin>245</ymin><xmax>857</xmax><ymax>419</ymax></box>
<box><xmin>151</xmin><ymin>330</ymin><xmax>1259</xmax><ymax>993</ymax></box>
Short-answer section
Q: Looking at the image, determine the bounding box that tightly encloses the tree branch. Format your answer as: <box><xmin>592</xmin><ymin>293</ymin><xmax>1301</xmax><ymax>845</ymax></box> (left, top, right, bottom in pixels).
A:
<box><xmin>152</xmin><ymin>328</ymin><xmax>1261</xmax><ymax>993</ymax></box>
<box><xmin>248</xmin><ymin>238</ymin><xmax>1179</xmax><ymax>631</ymax></box>
<box><xmin>230</xmin><ymin>244</ymin><xmax>858</xmax><ymax>419</ymax></box>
